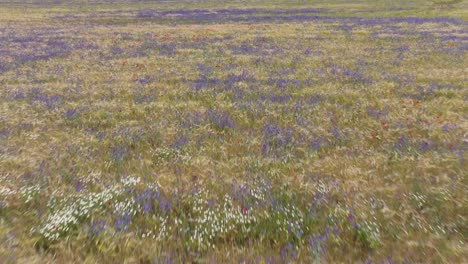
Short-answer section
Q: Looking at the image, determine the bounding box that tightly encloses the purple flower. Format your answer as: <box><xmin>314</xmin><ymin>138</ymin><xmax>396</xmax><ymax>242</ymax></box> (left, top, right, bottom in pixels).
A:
<box><xmin>261</xmin><ymin>124</ymin><xmax>294</xmax><ymax>157</ymax></box>
<box><xmin>309</xmin><ymin>136</ymin><xmax>323</xmax><ymax>151</ymax></box>
<box><xmin>196</xmin><ymin>64</ymin><xmax>214</xmax><ymax>76</ymax></box>
<box><xmin>89</xmin><ymin>219</ymin><xmax>106</xmax><ymax>236</ymax></box>
<box><xmin>190</xmin><ymin>77</ymin><xmax>221</xmax><ymax>91</ymax></box>
<box><xmin>29</xmin><ymin>88</ymin><xmax>63</xmax><ymax>109</ymax></box>
<box><xmin>420</xmin><ymin>141</ymin><xmax>430</xmax><ymax>151</ymax></box>
<box><xmin>142</xmin><ymin>202</ymin><xmax>152</xmax><ymax>214</ymax></box>
<box><xmin>133</xmin><ymin>75</ymin><xmax>156</xmax><ymax>85</ymax></box>
<box><xmin>137</xmin><ymin>9</ymin><xmax>157</xmax><ymax>18</ymax></box>
<box><xmin>180</xmin><ymin>111</ymin><xmax>203</xmax><ymax>128</ymax></box>
<box><xmin>112</xmin><ymin>146</ymin><xmax>128</xmax><ymax>162</ymax></box>
<box><xmin>280</xmin><ymin>247</ymin><xmax>286</xmax><ymax>261</ymax></box>
<box><xmin>205</xmin><ymin>109</ymin><xmax>235</xmax><ymax>130</ymax></box>
<box><xmin>114</xmin><ymin>214</ymin><xmax>131</xmax><ymax>232</ymax></box>
<box><xmin>0</xmin><ymin>128</ymin><xmax>10</xmax><ymax>140</ymax></box>
<box><xmin>393</xmin><ymin>136</ymin><xmax>408</xmax><ymax>152</ymax></box>
<box><xmin>159</xmin><ymin>43</ymin><xmax>177</xmax><ymax>56</ymax></box>
<box><xmin>231</xmin><ymin>41</ymin><xmax>259</xmax><ymax>54</ymax></box>
<box><xmin>75</xmin><ymin>180</ymin><xmax>84</xmax><ymax>192</ymax></box>
<box><xmin>173</xmin><ymin>134</ymin><xmax>188</xmax><ymax>149</ymax></box>
<box><xmin>65</xmin><ymin>108</ymin><xmax>78</xmax><ymax>120</ymax></box>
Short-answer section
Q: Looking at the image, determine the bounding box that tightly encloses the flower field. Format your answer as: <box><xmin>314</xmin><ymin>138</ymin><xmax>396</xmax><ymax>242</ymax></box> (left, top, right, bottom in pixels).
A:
<box><xmin>0</xmin><ymin>0</ymin><xmax>467</xmax><ymax>262</ymax></box>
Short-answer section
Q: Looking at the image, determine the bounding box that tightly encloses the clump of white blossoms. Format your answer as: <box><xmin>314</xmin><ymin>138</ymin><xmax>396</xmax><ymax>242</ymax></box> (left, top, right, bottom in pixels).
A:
<box><xmin>408</xmin><ymin>192</ymin><xmax>426</xmax><ymax>208</ymax></box>
<box><xmin>187</xmin><ymin>190</ymin><xmax>257</xmax><ymax>250</ymax></box>
<box><xmin>120</xmin><ymin>175</ymin><xmax>141</xmax><ymax>187</ymax></box>
<box><xmin>0</xmin><ymin>186</ymin><xmax>16</xmax><ymax>207</ymax></box>
<box><xmin>355</xmin><ymin>219</ymin><xmax>381</xmax><ymax>249</ymax></box>
<box><xmin>271</xmin><ymin>203</ymin><xmax>304</xmax><ymax>241</ymax></box>
<box><xmin>156</xmin><ymin>216</ymin><xmax>170</xmax><ymax>241</ymax></box>
<box><xmin>19</xmin><ymin>184</ymin><xmax>41</xmax><ymax>203</ymax></box>
<box><xmin>113</xmin><ymin>199</ymin><xmax>140</xmax><ymax>217</ymax></box>
<box><xmin>151</xmin><ymin>147</ymin><xmax>181</xmax><ymax>163</ymax></box>
<box><xmin>36</xmin><ymin>174</ymin><xmax>166</xmax><ymax>241</ymax></box>
<box><xmin>38</xmin><ymin>204</ymin><xmax>80</xmax><ymax>241</ymax></box>
<box><xmin>38</xmin><ymin>186</ymin><xmax>118</xmax><ymax>240</ymax></box>
<box><xmin>0</xmin><ymin>186</ymin><xmax>16</xmax><ymax>196</ymax></box>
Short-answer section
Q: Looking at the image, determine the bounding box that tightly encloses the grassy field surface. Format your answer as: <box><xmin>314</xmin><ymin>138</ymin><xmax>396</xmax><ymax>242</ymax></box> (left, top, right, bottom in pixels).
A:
<box><xmin>0</xmin><ymin>0</ymin><xmax>467</xmax><ymax>263</ymax></box>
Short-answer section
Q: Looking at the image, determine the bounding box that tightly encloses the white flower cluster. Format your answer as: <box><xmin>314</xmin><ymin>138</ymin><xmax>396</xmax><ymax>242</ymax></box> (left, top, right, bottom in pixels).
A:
<box><xmin>188</xmin><ymin>192</ymin><xmax>257</xmax><ymax>250</ymax></box>
<box><xmin>39</xmin><ymin>204</ymin><xmax>80</xmax><ymax>240</ymax></box>
<box><xmin>141</xmin><ymin>229</ymin><xmax>157</xmax><ymax>239</ymax></box>
<box><xmin>0</xmin><ymin>186</ymin><xmax>16</xmax><ymax>196</ymax></box>
<box><xmin>19</xmin><ymin>185</ymin><xmax>41</xmax><ymax>203</ymax></box>
<box><xmin>38</xmin><ymin>175</ymin><xmax>154</xmax><ymax>241</ymax></box>
<box><xmin>223</xmin><ymin>194</ymin><xmax>257</xmax><ymax>233</ymax></box>
<box><xmin>140</xmin><ymin>216</ymin><xmax>171</xmax><ymax>241</ymax></box>
<box><xmin>147</xmin><ymin>182</ymin><xmax>161</xmax><ymax>192</ymax></box>
<box><xmin>120</xmin><ymin>175</ymin><xmax>141</xmax><ymax>187</ymax></box>
<box><xmin>78</xmin><ymin>188</ymin><xmax>117</xmax><ymax>218</ymax></box>
<box><xmin>356</xmin><ymin>220</ymin><xmax>381</xmax><ymax>248</ymax></box>
<box><xmin>408</xmin><ymin>192</ymin><xmax>426</xmax><ymax>208</ymax></box>
<box><xmin>156</xmin><ymin>216</ymin><xmax>170</xmax><ymax>241</ymax></box>
<box><xmin>39</xmin><ymin>187</ymin><xmax>117</xmax><ymax>240</ymax></box>
<box><xmin>436</xmin><ymin>189</ymin><xmax>451</xmax><ymax>202</ymax></box>
<box><xmin>78</xmin><ymin>170</ymin><xmax>101</xmax><ymax>185</ymax></box>
<box><xmin>113</xmin><ymin>199</ymin><xmax>140</xmax><ymax>217</ymax></box>
<box><xmin>316</xmin><ymin>181</ymin><xmax>330</xmax><ymax>195</ymax></box>
<box><xmin>178</xmin><ymin>152</ymin><xmax>193</xmax><ymax>164</ymax></box>
<box><xmin>151</xmin><ymin>147</ymin><xmax>181</xmax><ymax>163</ymax></box>
<box><xmin>250</xmin><ymin>186</ymin><xmax>266</xmax><ymax>203</ymax></box>
<box><xmin>273</xmin><ymin>204</ymin><xmax>304</xmax><ymax>240</ymax></box>
<box><xmin>0</xmin><ymin>186</ymin><xmax>16</xmax><ymax>207</ymax></box>
<box><xmin>46</xmin><ymin>190</ymin><xmax>66</xmax><ymax>210</ymax></box>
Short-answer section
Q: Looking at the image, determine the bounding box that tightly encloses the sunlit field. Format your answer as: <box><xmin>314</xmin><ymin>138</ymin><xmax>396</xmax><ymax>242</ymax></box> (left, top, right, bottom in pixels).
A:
<box><xmin>0</xmin><ymin>0</ymin><xmax>467</xmax><ymax>262</ymax></box>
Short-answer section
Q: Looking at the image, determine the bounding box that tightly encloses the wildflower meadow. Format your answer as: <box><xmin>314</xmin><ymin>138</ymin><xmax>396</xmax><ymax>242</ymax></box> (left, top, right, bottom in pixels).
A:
<box><xmin>0</xmin><ymin>0</ymin><xmax>467</xmax><ymax>263</ymax></box>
